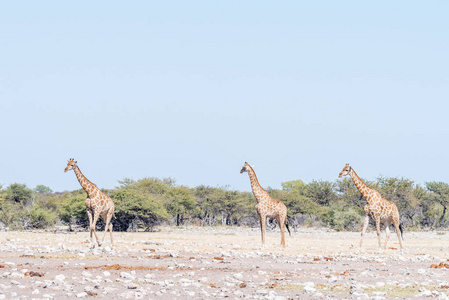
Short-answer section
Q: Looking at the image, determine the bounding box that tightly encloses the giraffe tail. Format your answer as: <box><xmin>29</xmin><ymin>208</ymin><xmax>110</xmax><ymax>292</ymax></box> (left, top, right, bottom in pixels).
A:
<box><xmin>399</xmin><ymin>223</ymin><xmax>404</xmax><ymax>240</ymax></box>
<box><xmin>285</xmin><ymin>219</ymin><xmax>291</xmax><ymax>236</ymax></box>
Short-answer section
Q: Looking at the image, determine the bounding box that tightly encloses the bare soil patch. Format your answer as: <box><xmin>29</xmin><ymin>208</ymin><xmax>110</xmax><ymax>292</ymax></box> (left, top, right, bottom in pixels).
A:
<box><xmin>0</xmin><ymin>227</ymin><xmax>448</xmax><ymax>299</ymax></box>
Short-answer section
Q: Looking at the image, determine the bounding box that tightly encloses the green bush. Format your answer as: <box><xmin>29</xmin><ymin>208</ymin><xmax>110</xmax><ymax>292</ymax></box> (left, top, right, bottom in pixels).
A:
<box><xmin>326</xmin><ymin>205</ymin><xmax>363</xmax><ymax>231</ymax></box>
<box><xmin>111</xmin><ymin>184</ymin><xmax>170</xmax><ymax>231</ymax></box>
<box><xmin>29</xmin><ymin>206</ymin><xmax>58</xmax><ymax>228</ymax></box>
<box><xmin>0</xmin><ymin>200</ymin><xmax>22</xmax><ymax>228</ymax></box>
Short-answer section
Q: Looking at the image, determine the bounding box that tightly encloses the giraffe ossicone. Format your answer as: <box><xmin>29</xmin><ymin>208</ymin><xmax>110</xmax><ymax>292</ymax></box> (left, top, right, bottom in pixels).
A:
<box><xmin>64</xmin><ymin>159</ymin><xmax>115</xmax><ymax>248</ymax></box>
<box><xmin>240</xmin><ymin>162</ymin><xmax>291</xmax><ymax>248</ymax></box>
<box><xmin>339</xmin><ymin>164</ymin><xmax>404</xmax><ymax>253</ymax></box>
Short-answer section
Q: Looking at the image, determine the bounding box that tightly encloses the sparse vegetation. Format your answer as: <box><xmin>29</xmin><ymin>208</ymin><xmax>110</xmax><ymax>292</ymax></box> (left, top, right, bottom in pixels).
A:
<box><xmin>0</xmin><ymin>175</ymin><xmax>448</xmax><ymax>231</ymax></box>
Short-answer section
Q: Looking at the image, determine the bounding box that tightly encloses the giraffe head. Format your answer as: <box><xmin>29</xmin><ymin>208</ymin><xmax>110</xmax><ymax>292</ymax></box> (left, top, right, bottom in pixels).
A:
<box><xmin>64</xmin><ymin>158</ymin><xmax>78</xmax><ymax>172</ymax></box>
<box><xmin>338</xmin><ymin>163</ymin><xmax>352</xmax><ymax>178</ymax></box>
<box><xmin>240</xmin><ymin>162</ymin><xmax>252</xmax><ymax>174</ymax></box>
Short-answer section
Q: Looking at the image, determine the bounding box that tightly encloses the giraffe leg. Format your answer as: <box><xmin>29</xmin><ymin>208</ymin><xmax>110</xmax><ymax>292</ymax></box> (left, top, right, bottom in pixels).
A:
<box><xmin>276</xmin><ymin>215</ymin><xmax>286</xmax><ymax>248</ymax></box>
<box><xmin>86</xmin><ymin>209</ymin><xmax>95</xmax><ymax>247</ymax></box>
<box><xmin>91</xmin><ymin>212</ymin><xmax>101</xmax><ymax>248</ymax></box>
<box><xmin>384</xmin><ymin>221</ymin><xmax>391</xmax><ymax>250</ymax></box>
<box><xmin>259</xmin><ymin>214</ymin><xmax>266</xmax><ymax>247</ymax></box>
<box><xmin>375</xmin><ymin>218</ymin><xmax>382</xmax><ymax>253</ymax></box>
<box><xmin>280</xmin><ymin>216</ymin><xmax>286</xmax><ymax>248</ymax></box>
<box><xmin>101</xmin><ymin>212</ymin><xmax>112</xmax><ymax>246</ymax></box>
<box><xmin>359</xmin><ymin>215</ymin><xmax>369</xmax><ymax>251</ymax></box>
<box><xmin>393</xmin><ymin>220</ymin><xmax>403</xmax><ymax>253</ymax></box>
<box><xmin>108</xmin><ymin>222</ymin><xmax>114</xmax><ymax>247</ymax></box>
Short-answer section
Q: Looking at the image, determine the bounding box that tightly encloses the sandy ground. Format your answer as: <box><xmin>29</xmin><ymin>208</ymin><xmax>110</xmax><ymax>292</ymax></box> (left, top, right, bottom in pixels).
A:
<box><xmin>0</xmin><ymin>226</ymin><xmax>448</xmax><ymax>299</ymax></box>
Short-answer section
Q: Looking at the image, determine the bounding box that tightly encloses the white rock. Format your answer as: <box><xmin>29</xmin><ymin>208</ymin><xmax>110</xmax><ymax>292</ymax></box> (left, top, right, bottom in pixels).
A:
<box><xmin>32</xmin><ymin>289</ymin><xmax>40</xmax><ymax>295</ymax></box>
<box><xmin>10</xmin><ymin>272</ymin><xmax>24</xmax><ymax>278</ymax></box>
<box><xmin>304</xmin><ymin>282</ymin><xmax>315</xmax><ymax>287</ymax></box>
<box><xmin>82</xmin><ymin>271</ymin><xmax>92</xmax><ymax>277</ymax></box>
<box><xmin>103</xmin><ymin>271</ymin><xmax>110</xmax><ymax>277</ymax></box>
<box><xmin>180</xmin><ymin>278</ymin><xmax>193</xmax><ymax>284</ymax></box>
<box><xmin>233</xmin><ymin>273</ymin><xmax>244</xmax><ymax>280</ymax></box>
<box><xmin>352</xmin><ymin>292</ymin><xmax>369</xmax><ymax>299</ymax></box>
<box><xmin>304</xmin><ymin>286</ymin><xmax>317</xmax><ymax>293</ymax></box>
<box><xmin>315</xmin><ymin>292</ymin><xmax>324</xmax><ymax>298</ymax></box>
<box><xmin>255</xmin><ymin>289</ymin><xmax>268</xmax><ymax>295</ymax></box>
<box><xmin>55</xmin><ymin>274</ymin><xmax>66</xmax><ymax>282</ymax></box>
<box><xmin>419</xmin><ymin>290</ymin><xmax>433</xmax><ymax>297</ymax></box>
<box><xmin>350</xmin><ymin>284</ymin><xmax>365</xmax><ymax>294</ymax></box>
<box><xmin>84</xmin><ymin>286</ymin><xmax>94</xmax><ymax>292</ymax></box>
<box><xmin>76</xmin><ymin>292</ymin><xmax>88</xmax><ymax>298</ymax></box>
<box><xmin>438</xmin><ymin>293</ymin><xmax>449</xmax><ymax>300</ymax></box>
<box><xmin>104</xmin><ymin>287</ymin><xmax>117</xmax><ymax>294</ymax></box>
<box><xmin>164</xmin><ymin>279</ymin><xmax>174</xmax><ymax>286</ymax></box>
<box><xmin>120</xmin><ymin>272</ymin><xmax>135</xmax><ymax>280</ymax></box>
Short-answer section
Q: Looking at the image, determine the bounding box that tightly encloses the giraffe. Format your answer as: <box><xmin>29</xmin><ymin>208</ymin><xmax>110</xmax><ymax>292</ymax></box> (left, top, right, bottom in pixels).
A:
<box><xmin>64</xmin><ymin>159</ymin><xmax>115</xmax><ymax>248</ymax></box>
<box><xmin>240</xmin><ymin>162</ymin><xmax>291</xmax><ymax>247</ymax></box>
<box><xmin>339</xmin><ymin>164</ymin><xmax>403</xmax><ymax>253</ymax></box>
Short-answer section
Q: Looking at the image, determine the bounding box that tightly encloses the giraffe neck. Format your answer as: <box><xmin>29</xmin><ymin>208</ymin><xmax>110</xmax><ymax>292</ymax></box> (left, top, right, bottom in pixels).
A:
<box><xmin>349</xmin><ymin>168</ymin><xmax>375</xmax><ymax>204</ymax></box>
<box><xmin>246</xmin><ymin>167</ymin><xmax>268</xmax><ymax>202</ymax></box>
<box><xmin>73</xmin><ymin>166</ymin><xmax>98</xmax><ymax>197</ymax></box>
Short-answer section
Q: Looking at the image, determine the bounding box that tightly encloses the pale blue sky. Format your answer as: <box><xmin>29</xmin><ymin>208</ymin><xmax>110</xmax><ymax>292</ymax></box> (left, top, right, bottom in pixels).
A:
<box><xmin>1</xmin><ymin>1</ymin><xmax>448</xmax><ymax>192</ymax></box>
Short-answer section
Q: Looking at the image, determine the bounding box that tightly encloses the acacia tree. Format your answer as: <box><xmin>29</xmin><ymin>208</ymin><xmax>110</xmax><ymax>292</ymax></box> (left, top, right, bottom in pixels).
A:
<box><xmin>425</xmin><ymin>182</ymin><xmax>449</xmax><ymax>228</ymax></box>
<box><xmin>306</xmin><ymin>180</ymin><xmax>337</xmax><ymax>206</ymax></box>
<box><xmin>194</xmin><ymin>185</ymin><xmax>220</xmax><ymax>226</ymax></box>
<box><xmin>6</xmin><ymin>183</ymin><xmax>32</xmax><ymax>203</ymax></box>
<box><xmin>165</xmin><ymin>186</ymin><xmax>198</xmax><ymax>226</ymax></box>
<box><xmin>34</xmin><ymin>185</ymin><xmax>53</xmax><ymax>194</ymax></box>
<box><xmin>111</xmin><ymin>178</ymin><xmax>170</xmax><ymax>231</ymax></box>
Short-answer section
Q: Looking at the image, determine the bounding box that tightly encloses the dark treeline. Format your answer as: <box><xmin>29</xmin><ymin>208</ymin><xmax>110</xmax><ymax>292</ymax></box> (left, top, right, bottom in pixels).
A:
<box><xmin>0</xmin><ymin>176</ymin><xmax>448</xmax><ymax>231</ymax></box>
